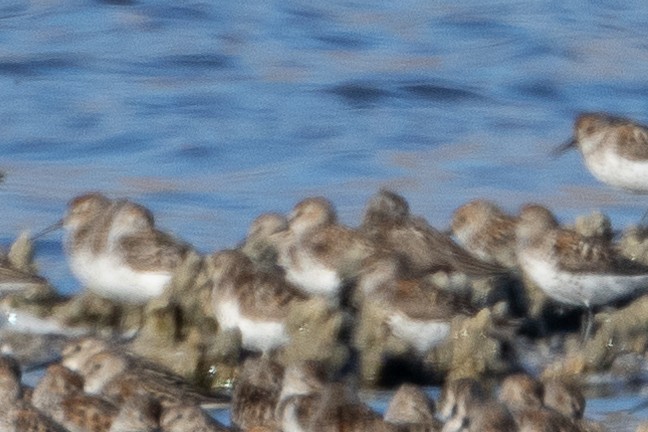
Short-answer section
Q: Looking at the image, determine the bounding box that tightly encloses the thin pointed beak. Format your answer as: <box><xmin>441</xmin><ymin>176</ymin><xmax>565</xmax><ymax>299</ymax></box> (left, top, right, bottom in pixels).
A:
<box><xmin>551</xmin><ymin>137</ymin><xmax>577</xmax><ymax>158</ymax></box>
<box><xmin>31</xmin><ymin>220</ymin><xmax>63</xmax><ymax>240</ymax></box>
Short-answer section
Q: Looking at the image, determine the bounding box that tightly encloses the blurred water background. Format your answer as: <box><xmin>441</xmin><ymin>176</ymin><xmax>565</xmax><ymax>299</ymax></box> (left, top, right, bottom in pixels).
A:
<box><xmin>3</xmin><ymin>0</ymin><xmax>648</xmax><ymax>427</ymax></box>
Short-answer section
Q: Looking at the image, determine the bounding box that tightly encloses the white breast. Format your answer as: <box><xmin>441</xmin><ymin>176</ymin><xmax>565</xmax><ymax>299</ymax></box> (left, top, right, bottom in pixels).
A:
<box><xmin>387</xmin><ymin>312</ymin><xmax>451</xmax><ymax>354</ymax></box>
<box><xmin>69</xmin><ymin>249</ymin><xmax>169</xmax><ymax>304</ymax></box>
<box><xmin>586</xmin><ymin>146</ymin><xmax>648</xmax><ymax>192</ymax></box>
<box><xmin>215</xmin><ymin>300</ymin><xmax>288</xmax><ymax>353</ymax></box>
<box><xmin>283</xmin><ymin>252</ymin><xmax>342</xmax><ymax>300</ymax></box>
<box><xmin>519</xmin><ymin>251</ymin><xmax>648</xmax><ymax>307</ymax></box>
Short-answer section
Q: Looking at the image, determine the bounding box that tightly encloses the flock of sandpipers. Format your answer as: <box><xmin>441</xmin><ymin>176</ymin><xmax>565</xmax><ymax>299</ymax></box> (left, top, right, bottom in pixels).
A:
<box><xmin>2</xmin><ymin>112</ymin><xmax>648</xmax><ymax>431</ymax></box>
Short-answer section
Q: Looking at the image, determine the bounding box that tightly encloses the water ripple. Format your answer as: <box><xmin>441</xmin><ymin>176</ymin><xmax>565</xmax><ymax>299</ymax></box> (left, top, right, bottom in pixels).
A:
<box><xmin>0</xmin><ymin>54</ymin><xmax>84</xmax><ymax>77</ymax></box>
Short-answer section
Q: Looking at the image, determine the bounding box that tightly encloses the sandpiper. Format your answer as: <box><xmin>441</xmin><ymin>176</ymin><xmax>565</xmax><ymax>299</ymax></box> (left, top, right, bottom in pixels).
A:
<box><xmin>498</xmin><ymin>373</ymin><xmax>581</xmax><ymax>432</ymax></box>
<box><xmin>79</xmin><ymin>350</ymin><xmax>225</xmax><ymax>408</ymax></box>
<box><xmin>61</xmin><ymin>336</ymin><xmax>112</xmax><ymax>372</ymax></box>
<box><xmin>231</xmin><ymin>356</ymin><xmax>284</xmax><ymax>431</ymax></box>
<box><xmin>107</xmin><ymin>394</ymin><xmax>161</xmax><ymax>432</ymax></box>
<box><xmin>276</xmin><ymin>361</ymin><xmax>397</xmax><ymax>432</ymax></box>
<box><xmin>0</xmin><ymin>355</ymin><xmax>68</xmax><ymax>432</ymax></box>
<box><xmin>384</xmin><ymin>383</ymin><xmax>441</xmax><ymax>431</ymax></box>
<box><xmin>442</xmin><ymin>400</ymin><xmax>517</xmax><ymax>432</ymax></box>
<box><xmin>207</xmin><ymin>249</ymin><xmax>307</xmax><ymax>354</ymax></box>
<box><xmin>360</xmin><ymin>189</ymin><xmax>505</xmax><ymax>278</ymax></box>
<box><xmin>0</xmin><ymin>248</ymin><xmax>52</xmax><ymax>300</ymax></box>
<box><xmin>239</xmin><ymin>212</ymin><xmax>288</xmax><ymax>271</ymax></box>
<box><xmin>438</xmin><ymin>377</ymin><xmax>516</xmax><ymax>432</ymax></box>
<box><xmin>355</xmin><ymin>256</ymin><xmax>460</xmax><ymax>356</ymax></box>
<box><xmin>32</xmin><ymin>363</ymin><xmax>120</xmax><ymax>432</ymax></box>
<box><xmin>515</xmin><ymin>204</ymin><xmax>648</xmax><ymax>338</ymax></box>
<box><xmin>451</xmin><ymin>199</ymin><xmax>519</xmax><ymax>270</ymax></box>
<box><xmin>62</xmin><ymin>193</ymin><xmax>192</xmax><ymax>304</ymax></box>
<box><xmin>555</xmin><ymin>112</ymin><xmax>648</xmax><ymax>193</ymax></box>
<box><xmin>160</xmin><ymin>402</ymin><xmax>229</xmax><ymax>432</ymax></box>
<box><xmin>274</xmin><ymin>197</ymin><xmax>376</xmax><ymax>303</ymax></box>
<box><xmin>437</xmin><ymin>377</ymin><xmax>489</xmax><ymax>423</ymax></box>
<box><xmin>541</xmin><ymin>377</ymin><xmax>585</xmax><ymax>421</ymax></box>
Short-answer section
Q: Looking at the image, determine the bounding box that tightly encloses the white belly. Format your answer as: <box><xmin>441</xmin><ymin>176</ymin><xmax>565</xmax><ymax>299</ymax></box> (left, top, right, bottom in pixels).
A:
<box><xmin>69</xmin><ymin>250</ymin><xmax>170</xmax><ymax>304</ymax></box>
<box><xmin>586</xmin><ymin>147</ymin><xmax>648</xmax><ymax>192</ymax></box>
<box><xmin>387</xmin><ymin>312</ymin><xmax>451</xmax><ymax>354</ymax></box>
<box><xmin>215</xmin><ymin>300</ymin><xmax>288</xmax><ymax>353</ymax></box>
<box><xmin>283</xmin><ymin>253</ymin><xmax>342</xmax><ymax>301</ymax></box>
<box><xmin>520</xmin><ymin>252</ymin><xmax>648</xmax><ymax>307</ymax></box>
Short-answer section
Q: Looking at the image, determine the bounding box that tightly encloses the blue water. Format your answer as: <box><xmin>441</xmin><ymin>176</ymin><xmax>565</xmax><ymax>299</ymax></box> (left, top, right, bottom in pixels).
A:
<box><xmin>3</xmin><ymin>0</ymin><xmax>648</xmax><ymax>426</ymax></box>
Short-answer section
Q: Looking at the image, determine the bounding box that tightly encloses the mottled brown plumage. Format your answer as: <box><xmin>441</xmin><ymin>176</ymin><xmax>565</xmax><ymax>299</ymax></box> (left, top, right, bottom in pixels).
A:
<box><xmin>498</xmin><ymin>374</ymin><xmax>581</xmax><ymax>432</ymax></box>
<box><xmin>32</xmin><ymin>363</ymin><xmax>123</xmax><ymax>432</ymax></box>
<box><xmin>542</xmin><ymin>377</ymin><xmax>585</xmax><ymax>421</ymax></box>
<box><xmin>384</xmin><ymin>383</ymin><xmax>440</xmax><ymax>431</ymax></box>
<box><xmin>437</xmin><ymin>377</ymin><xmax>489</xmax><ymax>422</ymax></box>
<box><xmin>516</xmin><ymin>204</ymin><xmax>648</xmax><ymax>309</ymax></box>
<box><xmin>231</xmin><ymin>356</ymin><xmax>284</xmax><ymax>431</ymax></box>
<box><xmin>117</xmin><ymin>229</ymin><xmax>190</xmax><ymax>272</ymax></box>
<box><xmin>556</xmin><ymin>113</ymin><xmax>648</xmax><ymax>193</ymax></box>
<box><xmin>573</xmin><ymin>113</ymin><xmax>648</xmax><ymax>161</ymax></box>
<box><xmin>0</xmin><ymin>355</ymin><xmax>68</xmax><ymax>432</ymax></box>
<box><xmin>361</xmin><ymin>189</ymin><xmax>506</xmax><ymax>278</ymax></box>
<box><xmin>208</xmin><ymin>249</ymin><xmax>306</xmax><ymax>353</ymax></box>
<box><xmin>276</xmin><ymin>362</ymin><xmax>397</xmax><ymax>432</ymax></box>
<box><xmin>451</xmin><ymin>199</ymin><xmax>519</xmax><ymax>270</ymax></box>
<box><xmin>62</xmin><ymin>193</ymin><xmax>193</xmax><ymax>304</ymax></box>
<box><xmin>361</xmin><ymin>256</ymin><xmax>471</xmax><ymax>320</ymax></box>
<box><xmin>79</xmin><ymin>350</ymin><xmax>226</xmax><ymax>408</ymax></box>
<box><xmin>161</xmin><ymin>403</ymin><xmax>229</xmax><ymax>432</ymax></box>
<box><xmin>240</xmin><ymin>212</ymin><xmax>288</xmax><ymax>270</ymax></box>
<box><xmin>275</xmin><ymin>196</ymin><xmax>377</xmax><ymax>302</ymax></box>
<box><xmin>439</xmin><ymin>376</ymin><xmax>518</xmax><ymax>432</ymax></box>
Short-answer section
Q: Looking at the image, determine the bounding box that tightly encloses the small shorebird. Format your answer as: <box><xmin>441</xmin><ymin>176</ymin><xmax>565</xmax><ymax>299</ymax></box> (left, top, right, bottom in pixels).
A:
<box><xmin>32</xmin><ymin>363</ymin><xmax>118</xmax><ymax>432</ymax></box>
<box><xmin>515</xmin><ymin>204</ymin><xmax>648</xmax><ymax>338</ymax></box>
<box><xmin>274</xmin><ymin>197</ymin><xmax>376</xmax><ymax>303</ymax></box>
<box><xmin>231</xmin><ymin>356</ymin><xmax>284</xmax><ymax>431</ymax></box>
<box><xmin>78</xmin><ymin>350</ymin><xmax>225</xmax><ymax>408</ymax></box>
<box><xmin>160</xmin><ymin>403</ymin><xmax>229</xmax><ymax>432</ymax></box>
<box><xmin>107</xmin><ymin>395</ymin><xmax>160</xmax><ymax>432</ymax></box>
<box><xmin>384</xmin><ymin>383</ymin><xmax>441</xmax><ymax>431</ymax></box>
<box><xmin>61</xmin><ymin>193</ymin><xmax>192</xmax><ymax>304</ymax></box>
<box><xmin>32</xmin><ymin>363</ymin><xmax>161</xmax><ymax>432</ymax></box>
<box><xmin>61</xmin><ymin>337</ymin><xmax>112</xmax><ymax>372</ymax></box>
<box><xmin>0</xmin><ymin>355</ymin><xmax>68</xmax><ymax>432</ymax></box>
<box><xmin>276</xmin><ymin>362</ymin><xmax>397</xmax><ymax>432</ymax></box>
<box><xmin>239</xmin><ymin>212</ymin><xmax>288</xmax><ymax>271</ymax></box>
<box><xmin>498</xmin><ymin>373</ymin><xmax>582</xmax><ymax>432</ymax></box>
<box><xmin>207</xmin><ymin>249</ymin><xmax>307</xmax><ymax>354</ymax></box>
<box><xmin>451</xmin><ymin>199</ymin><xmax>519</xmax><ymax>270</ymax></box>
<box><xmin>356</xmin><ymin>256</ymin><xmax>463</xmax><ymax>356</ymax></box>
<box><xmin>438</xmin><ymin>377</ymin><xmax>515</xmax><ymax>432</ymax></box>
<box><xmin>360</xmin><ymin>189</ymin><xmax>506</xmax><ymax>278</ymax></box>
<box><xmin>437</xmin><ymin>377</ymin><xmax>489</xmax><ymax>423</ymax></box>
<box><xmin>555</xmin><ymin>113</ymin><xmax>648</xmax><ymax>193</ymax></box>
<box><xmin>541</xmin><ymin>377</ymin><xmax>585</xmax><ymax>421</ymax></box>
<box><xmin>442</xmin><ymin>400</ymin><xmax>517</xmax><ymax>432</ymax></box>
<box><xmin>0</xmin><ymin>239</ymin><xmax>53</xmax><ymax>300</ymax></box>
